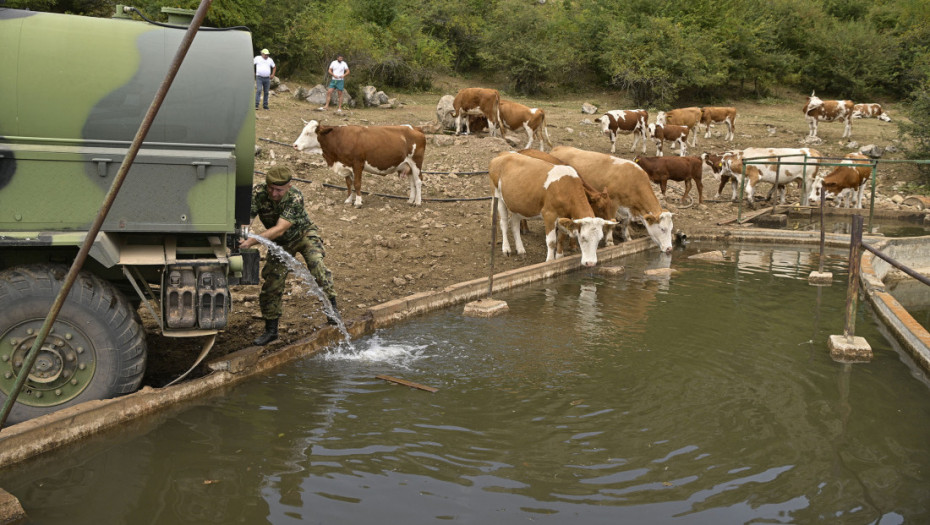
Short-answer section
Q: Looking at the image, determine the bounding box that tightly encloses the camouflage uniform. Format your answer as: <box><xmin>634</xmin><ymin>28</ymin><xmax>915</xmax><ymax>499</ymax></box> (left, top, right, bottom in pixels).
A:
<box><xmin>251</xmin><ymin>183</ymin><xmax>335</xmax><ymax>320</ymax></box>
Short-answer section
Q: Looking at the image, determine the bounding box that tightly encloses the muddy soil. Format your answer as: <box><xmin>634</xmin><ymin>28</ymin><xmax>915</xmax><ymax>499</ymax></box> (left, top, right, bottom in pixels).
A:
<box><xmin>143</xmin><ymin>80</ymin><xmax>919</xmax><ymax>386</ymax></box>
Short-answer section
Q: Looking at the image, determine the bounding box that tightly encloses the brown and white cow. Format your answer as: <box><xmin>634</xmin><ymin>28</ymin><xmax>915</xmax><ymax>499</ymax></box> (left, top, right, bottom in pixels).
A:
<box><xmin>551</xmin><ymin>146</ymin><xmax>674</xmax><ymax>253</ymax></box>
<box><xmin>647</xmin><ymin>123</ymin><xmax>690</xmax><ymax>157</ymax></box>
<box><xmin>594</xmin><ymin>109</ymin><xmax>649</xmax><ymax>154</ymax></box>
<box><xmin>451</xmin><ymin>88</ymin><xmax>502</xmax><ymax>137</ymax></box>
<box><xmin>634</xmin><ymin>155</ymin><xmax>704</xmax><ymax>204</ymax></box>
<box><xmin>656</xmin><ymin>107</ymin><xmax>701</xmax><ymax>146</ymax></box>
<box><xmin>488</xmin><ymin>152</ymin><xmax>614</xmax><ymax>266</ymax></box>
<box><xmin>720</xmin><ymin>147</ymin><xmax>824</xmax><ymax>206</ymax></box>
<box><xmin>701</xmin><ymin>151</ymin><xmax>741</xmax><ymax>200</ymax></box>
<box><xmin>808</xmin><ymin>152</ymin><xmax>873</xmax><ymax>208</ymax></box>
<box><xmin>803</xmin><ymin>91</ymin><xmax>854</xmax><ymax>139</ymax></box>
<box><xmin>852</xmin><ymin>103</ymin><xmax>892</xmax><ymax>122</ymax></box>
<box><xmin>293</xmin><ymin>120</ymin><xmax>426</xmax><ymax>207</ymax></box>
<box><xmin>700</xmin><ymin>106</ymin><xmax>737</xmax><ymax>141</ymax></box>
<box><xmin>500</xmin><ymin>100</ymin><xmax>553</xmax><ymax>151</ymax></box>
<box><xmin>518</xmin><ymin>149</ymin><xmax>618</xmax><ymax>253</ymax></box>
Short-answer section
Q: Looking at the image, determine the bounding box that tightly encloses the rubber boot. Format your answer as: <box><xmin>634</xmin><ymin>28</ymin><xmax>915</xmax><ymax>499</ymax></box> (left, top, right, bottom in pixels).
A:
<box><xmin>326</xmin><ymin>297</ymin><xmax>340</xmax><ymax>326</ymax></box>
<box><xmin>254</xmin><ymin>318</ymin><xmax>279</xmax><ymax>346</ymax></box>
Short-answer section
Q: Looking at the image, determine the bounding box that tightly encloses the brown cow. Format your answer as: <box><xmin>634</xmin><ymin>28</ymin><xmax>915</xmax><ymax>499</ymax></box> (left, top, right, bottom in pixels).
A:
<box><xmin>451</xmin><ymin>88</ymin><xmax>502</xmax><ymax>137</ymax></box>
<box><xmin>700</xmin><ymin>106</ymin><xmax>737</xmax><ymax>141</ymax></box>
<box><xmin>594</xmin><ymin>109</ymin><xmax>649</xmax><ymax>154</ymax></box>
<box><xmin>852</xmin><ymin>103</ymin><xmax>892</xmax><ymax>122</ymax></box>
<box><xmin>500</xmin><ymin>100</ymin><xmax>553</xmax><ymax>151</ymax></box>
<box><xmin>634</xmin><ymin>155</ymin><xmax>704</xmax><ymax>204</ymax></box>
<box><xmin>293</xmin><ymin>120</ymin><xmax>426</xmax><ymax>207</ymax></box>
<box><xmin>803</xmin><ymin>91</ymin><xmax>854</xmax><ymax>139</ymax></box>
<box><xmin>550</xmin><ymin>146</ymin><xmax>674</xmax><ymax>253</ymax></box>
<box><xmin>647</xmin><ymin>123</ymin><xmax>690</xmax><ymax>157</ymax></box>
<box><xmin>488</xmin><ymin>152</ymin><xmax>614</xmax><ymax>266</ymax></box>
<box><xmin>656</xmin><ymin>107</ymin><xmax>701</xmax><ymax>147</ymax></box>
<box><xmin>808</xmin><ymin>153</ymin><xmax>873</xmax><ymax>208</ymax></box>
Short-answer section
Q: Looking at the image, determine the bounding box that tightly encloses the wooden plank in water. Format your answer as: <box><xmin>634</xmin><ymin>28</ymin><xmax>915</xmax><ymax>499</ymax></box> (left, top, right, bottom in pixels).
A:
<box><xmin>717</xmin><ymin>206</ymin><xmax>776</xmax><ymax>225</ymax></box>
<box><xmin>376</xmin><ymin>374</ymin><xmax>438</xmax><ymax>393</ymax></box>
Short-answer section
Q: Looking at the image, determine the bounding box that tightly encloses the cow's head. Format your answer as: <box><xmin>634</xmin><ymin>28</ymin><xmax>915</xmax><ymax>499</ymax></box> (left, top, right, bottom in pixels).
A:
<box><xmin>640</xmin><ymin>211</ymin><xmax>674</xmax><ymax>254</ymax></box>
<box><xmin>804</xmin><ymin>92</ymin><xmax>824</xmax><ymax>115</ymax></box>
<box><xmin>807</xmin><ymin>173</ymin><xmax>828</xmax><ymax>204</ymax></box>
<box><xmin>647</xmin><ymin>123</ymin><xmax>658</xmax><ymax>138</ymax></box>
<box><xmin>559</xmin><ymin>217</ymin><xmax>616</xmax><ymax>267</ymax></box>
<box><xmin>594</xmin><ymin>114</ymin><xmax>614</xmax><ymax>135</ymax></box>
<box><xmin>655</xmin><ymin>111</ymin><xmax>668</xmax><ymax>126</ymax></box>
<box><xmin>292</xmin><ymin>120</ymin><xmax>323</xmax><ymax>154</ymax></box>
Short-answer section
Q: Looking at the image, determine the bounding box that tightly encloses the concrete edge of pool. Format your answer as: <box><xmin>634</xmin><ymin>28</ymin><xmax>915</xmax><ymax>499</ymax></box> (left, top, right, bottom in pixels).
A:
<box><xmin>1</xmin><ymin>228</ymin><xmax>928</xmax><ymax>483</ymax></box>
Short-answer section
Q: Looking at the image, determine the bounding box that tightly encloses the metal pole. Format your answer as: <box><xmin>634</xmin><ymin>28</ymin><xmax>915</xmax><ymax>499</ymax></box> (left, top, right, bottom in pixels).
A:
<box><xmin>487</xmin><ymin>196</ymin><xmax>499</xmax><ymax>299</ymax></box>
<box><xmin>773</xmin><ymin>158</ymin><xmax>781</xmax><ymax>213</ymax></box>
<box><xmin>867</xmin><ymin>162</ymin><xmax>877</xmax><ymax>234</ymax></box>
<box><xmin>800</xmin><ymin>153</ymin><xmax>810</xmax><ymax>206</ymax></box>
<box><xmin>843</xmin><ymin>214</ymin><xmax>864</xmax><ymax>342</ymax></box>
<box><xmin>818</xmin><ymin>184</ymin><xmax>826</xmax><ymax>273</ymax></box>
<box><xmin>737</xmin><ymin>164</ymin><xmax>746</xmax><ymax>222</ymax></box>
<box><xmin>0</xmin><ymin>0</ymin><xmax>214</xmax><ymax>430</ymax></box>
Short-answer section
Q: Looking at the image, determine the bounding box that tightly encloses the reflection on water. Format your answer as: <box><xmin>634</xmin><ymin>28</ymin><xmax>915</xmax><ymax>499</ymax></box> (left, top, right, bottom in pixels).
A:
<box><xmin>3</xmin><ymin>244</ymin><xmax>929</xmax><ymax>524</ymax></box>
<box><xmin>787</xmin><ymin>216</ymin><xmax>930</xmax><ymax>238</ymax></box>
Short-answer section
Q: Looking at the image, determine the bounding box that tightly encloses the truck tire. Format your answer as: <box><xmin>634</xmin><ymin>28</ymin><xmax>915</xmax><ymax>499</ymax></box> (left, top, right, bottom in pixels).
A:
<box><xmin>0</xmin><ymin>264</ymin><xmax>147</xmax><ymax>424</ymax></box>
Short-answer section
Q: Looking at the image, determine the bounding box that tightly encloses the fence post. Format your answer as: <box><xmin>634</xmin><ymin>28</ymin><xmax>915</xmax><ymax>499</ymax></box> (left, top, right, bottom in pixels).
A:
<box><xmin>828</xmin><ymin>213</ymin><xmax>871</xmax><ymax>360</ymax></box>
<box><xmin>463</xmin><ymin>196</ymin><xmax>509</xmax><ymax>317</ymax></box>
<box><xmin>488</xmin><ymin>196</ymin><xmax>499</xmax><ymax>299</ymax></box>
<box><xmin>844</xmin><ymin>214</ymin><xmax>863</xmax><ymax>340</ymax></box>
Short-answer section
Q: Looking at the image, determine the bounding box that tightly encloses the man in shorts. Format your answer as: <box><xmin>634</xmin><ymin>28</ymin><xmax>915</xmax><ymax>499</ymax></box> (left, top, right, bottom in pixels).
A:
<box><xmin>320</xmin><ymin>54</ymin><xmax>349</xmax><ymax>112</ymax></box>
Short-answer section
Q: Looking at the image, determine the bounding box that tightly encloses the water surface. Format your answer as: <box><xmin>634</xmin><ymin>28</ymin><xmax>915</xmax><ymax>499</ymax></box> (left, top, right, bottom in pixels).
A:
<box><xmin>3</xmin><ymin>243</ymin><xmax>929</xmax><ymax>524</ymax></box>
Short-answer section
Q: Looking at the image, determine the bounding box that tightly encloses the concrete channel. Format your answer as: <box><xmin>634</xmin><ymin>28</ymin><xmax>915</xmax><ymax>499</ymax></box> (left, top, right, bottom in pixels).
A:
<box><xmin>2</xmin><ymin>225</ymin><xmax>929</xmax><ymax>521</ymax></box>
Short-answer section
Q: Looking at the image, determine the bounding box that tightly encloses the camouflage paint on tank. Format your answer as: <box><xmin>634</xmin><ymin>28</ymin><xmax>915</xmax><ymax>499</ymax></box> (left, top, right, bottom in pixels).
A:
<box><xmin>0</xmin><ymin>8</ymin><xmax>254</xmax><ymax>233</ymax></box>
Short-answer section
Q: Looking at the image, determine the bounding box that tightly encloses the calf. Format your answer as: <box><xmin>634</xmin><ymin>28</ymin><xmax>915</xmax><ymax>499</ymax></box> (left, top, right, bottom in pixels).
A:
<box><xmin>634</xmin><ymin>155</ymin><xmax>704</xmax><ymax>204</ymax></box>
<box><xmin>488</xmin><ymin>152</ymin><xmax>614</xmax><ymax>266</ymax></box>
<box><xmin>852</xmin><ymin>103</ymin><xmax>892</xmax><ymax>122</ymax></box>
<box><xmin>551</xmin><ymin>146</ymin><xmax>674</xmax><ymax>253</ymax></box>
<box><xmin>702</xmin><ymin>151</ymin><xmax>741</xmax><ymax>200</ymax></box>
<box><xmin>700</xmin><ymin>106</ymin><xmax>737</xmax><ymax>141</ymax></box>
<box><xmin>293</xmin><ymin>120</ymin><xmax>426</xmax><ymax>207</ymax></box>
<box><xmin>656</xmin><ymin>107</ymin><xmax>701</xmax><ymax>146</ymax></box>
<box><xmin>803</xmin><ymin>91</ymin><xmax>854</xmax><ymax>139</ymax></box>
<box><xmin>722</xmin><ymin>147</ymin><xmax>824</xmax><ymax>206</ymax></box>
<box><xmin>500</xmin><ymin>100</ymin><xmax>553</xmax><ymax>151</ymax></box>
<box><xmin>647</xmin><ymin>123</ymin><xmax>690</xmax><ymax>157</ymax></box>
<box><xmin>808</xmin><ymin>153</ymin><xmax>873</xmax><ymax>208</ymax></box>
<box><xmin>452</xmin><ymin>88</ymin><xmax>502</xmax><ymax>137</ymax></box>
<box><xmin>594</xmin><ymin>109</ymin><xmax>648</xmax><ymax>154</ymax></box>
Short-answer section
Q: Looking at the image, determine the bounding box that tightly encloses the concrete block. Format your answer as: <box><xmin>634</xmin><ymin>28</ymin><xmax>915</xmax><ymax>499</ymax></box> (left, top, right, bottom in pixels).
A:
<box><xmin>828</xmin><ymin>334</ymin><xmax>873</xmax><ymax>361</ymax></box>
<box><xmin>598</xmin><ymin>266</ymin><xmax>625</xmax><ymax>276</ymax></box>
<box><xmin>463</xmin><ymin>298</ymin><xmax>509</xmax><ymax>318</ymax></box>
<box><xmin>753</xmin><ymin>213</ymin><xmax>788</xmax><ymax>228</ymax></box>
<box><xmin>0</xmin><ymin>487</ymin><xmax>26</xmax><ymax>523</ymax></box>
<box><xmin>689</xmin><ymin>250</ymin><xmax>727</xmax><ymax>261</ymax></box>
<box><xmin>645</xmin><ymin>268</ymin><xmax>675</xmax><ymax>278</ymax></box>
<box><xmin>808</xmin><ymin>271</ymin><xmax>833</xmax><ymax>285</ymax></box>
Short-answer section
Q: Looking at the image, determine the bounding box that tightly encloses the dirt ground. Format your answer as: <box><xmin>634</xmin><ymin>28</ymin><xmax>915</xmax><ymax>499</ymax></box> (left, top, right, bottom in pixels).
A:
<box><xmin>144</xmin><ymin>80</ymin><xmax>920</xmax><ymax>386</ymax></box>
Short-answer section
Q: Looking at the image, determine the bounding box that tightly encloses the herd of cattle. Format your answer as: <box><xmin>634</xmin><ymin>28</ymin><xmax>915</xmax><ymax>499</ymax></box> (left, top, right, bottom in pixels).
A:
<box><xmin>291</xmin><ymin>87</ymin><xmax>892</xmax><ymax>265</ymax></box>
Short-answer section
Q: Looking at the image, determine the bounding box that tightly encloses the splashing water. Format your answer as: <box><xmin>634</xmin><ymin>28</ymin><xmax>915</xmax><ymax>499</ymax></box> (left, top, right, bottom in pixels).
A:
<box><xmin>319</xmin><ymin>333</ymin><xmax>429</xmax><ymax>369</ymax></box>
<box><xmin>247</xmin><ymin>234</ymin><xmax>352</xmax><ymax>344</ymax></box>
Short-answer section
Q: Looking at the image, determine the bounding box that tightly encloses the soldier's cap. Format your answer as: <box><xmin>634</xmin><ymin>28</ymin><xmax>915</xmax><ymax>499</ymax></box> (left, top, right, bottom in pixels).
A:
<box><xmin>265</xmin><ymin>166</ymin><xmax>292</xmax><ymax>186</ymax></box>
<box><xmin>261</xmin><ymin>48</ymin><xmax>270</xmax><ymax>55</ymax></box>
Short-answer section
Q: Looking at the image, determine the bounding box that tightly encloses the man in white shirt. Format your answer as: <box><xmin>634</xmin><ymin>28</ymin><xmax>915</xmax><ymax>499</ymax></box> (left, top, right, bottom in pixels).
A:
<box><xmin>320</xmin><ymin>55</ymin><xmax>349</xmax><ymax>112</ymax></box>
<box><xmin>253</xmin><ymin>49</ymin><xmax>276</xmax><ymax>110</ymax></box>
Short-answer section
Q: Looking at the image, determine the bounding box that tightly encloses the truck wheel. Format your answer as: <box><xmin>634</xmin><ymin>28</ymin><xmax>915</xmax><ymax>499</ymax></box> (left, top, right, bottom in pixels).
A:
<box><xmin>0</xmin><ymin>264</ymin><xmax>147</xmax><ymax>424</ymax></box>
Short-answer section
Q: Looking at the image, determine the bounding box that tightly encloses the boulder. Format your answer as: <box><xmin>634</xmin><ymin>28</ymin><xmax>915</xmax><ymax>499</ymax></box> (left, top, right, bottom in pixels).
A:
<box><xmin>860</xmin><ymin>144</ymin><xmax>884</xmax><ymax>158</ymax></box>
<box><xmin>581</xmin><ymin>102</ymin><xmax>598</xmax><ymax>114</ymax></box>
<box><xmin>300</xmin><ymin>84</ymin><xmax>355</xmax><ymax>108</ymax></box>
<box><xmin>436</xmin><ymin>95</ymin><xmax>457</xmax><ymax>131</ymax></box>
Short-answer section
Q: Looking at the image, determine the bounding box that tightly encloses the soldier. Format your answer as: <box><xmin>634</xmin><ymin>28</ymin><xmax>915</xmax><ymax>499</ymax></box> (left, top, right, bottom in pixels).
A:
<box><xmin>239</xmin><ymin>166</ymin><xmax>337</xmax><ymax>345</ymax></box>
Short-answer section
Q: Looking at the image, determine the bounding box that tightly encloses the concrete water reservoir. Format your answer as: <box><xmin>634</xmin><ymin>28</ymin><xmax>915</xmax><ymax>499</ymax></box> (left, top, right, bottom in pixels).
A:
<box><xmin>2</xmin><ymin>243</ymin><xmax>928</xmax><ymax>523</ymax></box>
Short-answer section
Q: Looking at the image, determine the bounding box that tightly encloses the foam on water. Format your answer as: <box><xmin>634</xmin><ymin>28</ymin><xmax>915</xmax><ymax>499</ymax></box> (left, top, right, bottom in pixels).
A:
<box><xmin>319</xmin><ymin>334</ymin><xmax>429</xmax><ymax>368</ymax></box>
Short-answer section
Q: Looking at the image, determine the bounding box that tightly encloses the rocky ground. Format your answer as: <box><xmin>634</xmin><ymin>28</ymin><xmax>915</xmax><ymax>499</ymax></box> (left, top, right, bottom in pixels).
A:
<box><xmin>143</xmin><ymin>79</ymin><xmax>921</xmax><ymax>386</ymax></box>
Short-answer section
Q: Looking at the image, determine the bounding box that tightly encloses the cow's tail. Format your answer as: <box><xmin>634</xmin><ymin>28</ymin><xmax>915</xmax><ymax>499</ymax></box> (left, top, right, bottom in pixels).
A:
<box><xmin>492</xmin><ymin>93</ymin><xmax>503</xmax><ymax>138</ymax></box>
<box><xmin>539</xmin><ymin>111</ymin><xmax>553</xmax><ymax>150</ymax></box>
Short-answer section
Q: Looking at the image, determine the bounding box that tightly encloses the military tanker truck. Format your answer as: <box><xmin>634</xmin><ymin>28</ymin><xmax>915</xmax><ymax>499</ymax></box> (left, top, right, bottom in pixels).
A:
<box><xmin>0</xmin><ymin>7</ymin><xmax>258</xmax><ymax>423</ymax></box>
